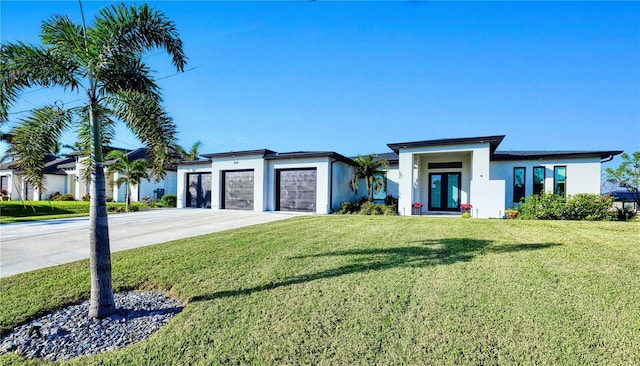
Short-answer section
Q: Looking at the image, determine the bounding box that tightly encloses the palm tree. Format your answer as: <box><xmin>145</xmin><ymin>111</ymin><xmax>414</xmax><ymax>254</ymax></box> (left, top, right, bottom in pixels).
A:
<box><xmin>106</xmin><ymin>150</ymin><xmax>150</xmax><ymax>212</ymax></box>
<box><xmin>1</xmin><ymin>3</ymin><xmax>186</xmax><ymax>318</ymax></box>
<box><xmin>350</xmin><ymin>154</ymin><xmax>390</xmax><ymax>201</ymax></box>
<box><xmin>178</xmin><ymin>140</ymin><xmax>203</xmax><ymax>161</ymax></box>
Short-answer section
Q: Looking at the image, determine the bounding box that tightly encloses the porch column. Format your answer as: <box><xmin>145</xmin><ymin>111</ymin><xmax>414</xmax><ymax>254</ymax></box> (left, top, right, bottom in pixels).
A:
<box><xmin>398</xmin><ymin>151</ymin><xmax>415</xmax><ymax>216</ymax></box>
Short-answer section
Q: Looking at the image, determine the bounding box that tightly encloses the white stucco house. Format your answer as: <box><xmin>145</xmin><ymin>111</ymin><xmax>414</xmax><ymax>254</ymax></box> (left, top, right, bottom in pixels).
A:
<box><xmin>0</xmin><ymin>148</ymin><xmax>177</xmax><ymax>202</ymax></box>
<box><xmin>177</xmin><ymin>149</ymin><xmax>358</xmax><ymax>213</ymax></box>
<box><xmin>176</xmin><ymin>135</ymin><xmax>621</xmax><ymax>218</ymax></box>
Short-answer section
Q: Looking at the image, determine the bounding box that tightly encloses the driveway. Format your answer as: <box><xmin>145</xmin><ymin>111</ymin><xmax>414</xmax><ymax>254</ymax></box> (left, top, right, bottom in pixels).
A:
<box><xmin>0</xmin><ymin>209</ymin><xmax>302</xmax><ymax>278</ymax></box>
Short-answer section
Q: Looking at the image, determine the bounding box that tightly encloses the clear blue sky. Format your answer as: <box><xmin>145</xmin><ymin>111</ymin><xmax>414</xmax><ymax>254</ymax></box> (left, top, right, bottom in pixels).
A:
<box><xmin>1</xmin><ymin>1</ymin><xmax>639</xmax><ymax>170</ymax></box>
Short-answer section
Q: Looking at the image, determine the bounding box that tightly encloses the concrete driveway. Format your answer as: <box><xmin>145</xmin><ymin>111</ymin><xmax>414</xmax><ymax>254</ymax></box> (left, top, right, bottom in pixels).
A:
<box><xmin>0</xmin><ymin>209</ymin><xmax>302</xmax><ymax>278</ymax></box>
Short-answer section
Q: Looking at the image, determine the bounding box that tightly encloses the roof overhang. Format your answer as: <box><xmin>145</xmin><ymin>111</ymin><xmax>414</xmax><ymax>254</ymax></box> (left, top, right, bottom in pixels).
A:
<box><xmin>491</xmin><ymin>150</ymin><xmax>624</xmax><ymax>161</ymax></box>
<box><xmin>387</xmin><ymin>135</ymin><xmax>506</xmax><ymax>154</ymax></box>
<box><xmin>201</xmin><ymin>149</ymin><xmax>276</xmax><ymax>159</ymax></box>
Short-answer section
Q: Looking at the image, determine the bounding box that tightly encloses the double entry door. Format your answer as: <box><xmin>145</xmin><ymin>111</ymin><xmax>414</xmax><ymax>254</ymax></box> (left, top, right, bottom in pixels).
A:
<box><xmin>428</xmin><ymin>172</ymin><xmax>461</xmax><ymax>211</ymax></box>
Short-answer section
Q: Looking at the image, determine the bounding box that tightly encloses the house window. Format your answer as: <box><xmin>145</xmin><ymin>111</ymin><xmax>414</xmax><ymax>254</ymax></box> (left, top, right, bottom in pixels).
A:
<box><xmin>533</xmin><ymin>167</ymin><xmax>545</xmax><ymax>195</ymax></box>
<box><xmin>513</xmin><ymin>167</ymin><xmax>526</xmax><ymax>203</ymax></box>
<box><xmin>554</xmin><ymin>166</ymin><xmax>566</xmax><ymax>197</ymax></box>
<box><xmin>1</xmin><ymin>175</ymin><xmax>8</xmax><ymax>191</ymax></box>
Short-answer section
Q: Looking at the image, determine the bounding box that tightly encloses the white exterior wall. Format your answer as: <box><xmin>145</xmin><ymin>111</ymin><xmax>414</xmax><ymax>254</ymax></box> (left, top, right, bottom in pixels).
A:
<box><xmin>41</xmin><ymin>175</ymin><xmax>66</xmax><ymax>200</ymax></box>
<box><xmin>330</xmin><ymin>161</ymin><xmax>358</xmax><ymax>212</ymax></box>
<box><xmin>176</xmin><ymin>162</ymin><xmax>213</xmax><ymax>208</ymax></box>
<box><xmin>137</xmin><ymin>170</ymin><xmax>177</xmax><ymax>201</ymax></box>
<box><xmin>266</xmin><ymin>157</ymin><xmax>331</xmax><ymax>214</ymax></box>
<box><xmin>211</xmin><ymin>154</ymin><xmax>267</xmax><ymax>211</ymax></box>
<box><xmin>386</xmin><ymin>165</ymin><xmax>400</xmax><ymax>199</ymax></box>
<box><xmin>397</xmin><ymin>143</ymin><xmax>504</xmax><ymax>218</ymax></box>
<box><xmin>490</xmin><ymin>157</ymin><xmax>603</xmax><ymax>208</ymax></box>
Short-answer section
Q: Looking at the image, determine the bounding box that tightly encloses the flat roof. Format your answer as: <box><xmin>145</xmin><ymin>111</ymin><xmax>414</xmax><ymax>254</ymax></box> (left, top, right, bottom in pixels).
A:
<box><xmin>387</xmin><ymin>135</ymin><xmax>506</xmax><ymax>153</ymax></box>
<box><xmin>264</xmin><ymin>151</ymin><xmax>355</xmax><ymax>165</ymax></box>
<box><xmin>491</xmin><ymin>150</ymin><xmax>623</xmax><ymax>161</ymax></box>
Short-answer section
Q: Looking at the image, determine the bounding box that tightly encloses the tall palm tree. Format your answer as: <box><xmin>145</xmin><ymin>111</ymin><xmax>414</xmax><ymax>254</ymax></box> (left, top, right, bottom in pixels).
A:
<box><xmin>350</xmin><ymin>154</ymin><xmax>390</xmax><ymax>201</ymax></box>
<box><xmin>1</xmin><ymin>3</ymin><xmax>186</xmax><ymax>318</ymax></box>
<box><xmin>106</xmin><ymin>150</ymin><xmax>150</xmax><ymax>212</ymax></box>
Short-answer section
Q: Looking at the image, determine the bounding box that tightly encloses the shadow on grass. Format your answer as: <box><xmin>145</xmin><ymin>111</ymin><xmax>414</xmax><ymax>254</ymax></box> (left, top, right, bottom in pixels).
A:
<box><xmin>191</xmin><ymin>239</ymin><xmax>561</xmax><ymax>303</ymax></box>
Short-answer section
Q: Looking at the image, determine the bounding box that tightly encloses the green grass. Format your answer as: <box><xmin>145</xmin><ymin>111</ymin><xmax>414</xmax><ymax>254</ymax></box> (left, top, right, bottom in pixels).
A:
<box><xmin>1</xmin><ymin>217</ymin><xmax>639</xmax><ymax>365</ymax></box>
<box><xmin>0</xmin><ymin>201</ymin><xmax>150</xmax><ymax>223</ymax></box>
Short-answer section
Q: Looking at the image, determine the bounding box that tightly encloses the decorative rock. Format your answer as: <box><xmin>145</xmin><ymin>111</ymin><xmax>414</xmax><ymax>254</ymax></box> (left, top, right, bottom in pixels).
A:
<box><xmin>0</xmin><ymin>291</ymin><xmax>183</xmax><ymax>361</ymax></box>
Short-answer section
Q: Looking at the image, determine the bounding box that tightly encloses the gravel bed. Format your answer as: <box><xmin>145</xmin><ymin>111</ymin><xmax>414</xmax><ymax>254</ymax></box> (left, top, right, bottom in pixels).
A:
<box><xmin>0</xmin><ymin>291</ymin><xmax>183</xmax><ymax>362</ymax></box>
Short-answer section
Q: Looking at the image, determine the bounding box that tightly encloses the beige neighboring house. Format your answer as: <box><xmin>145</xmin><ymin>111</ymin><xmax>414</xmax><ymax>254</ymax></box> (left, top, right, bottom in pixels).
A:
<box><xmin>0</xmin><ymin>148</ymin><xmax>177</xmax><ymax>202</ymax></box>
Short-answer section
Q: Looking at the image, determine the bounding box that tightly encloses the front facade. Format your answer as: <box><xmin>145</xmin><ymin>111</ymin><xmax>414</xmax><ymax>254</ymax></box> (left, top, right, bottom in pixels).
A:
<box><xmin>177</xmin><ymin>150</ymin><xmax>358</xmax><ymax>214</ymax></box>
<box><xmin>389</xmin><ymin>135</ymin><xmax>621</xmax><ymax>218</ymax></box>
<box><xmin>177</xmin><ymin>135</ymin><xmax>621</xmax><ymax>218</ymax></box>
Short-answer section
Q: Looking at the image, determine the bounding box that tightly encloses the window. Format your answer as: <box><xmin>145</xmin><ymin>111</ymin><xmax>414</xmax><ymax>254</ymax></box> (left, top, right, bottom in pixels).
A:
<box><xmin>372</xmin><ymin>172</ymin><xmax>387</xmax><ymax>200</ymax></box>
<box><xmin>1</xmin><ymin>175</ymin><xmax>8</xmax><ymax>191</ymax></box>
<box><xmin>554</xmin><ymin>166</ymin><xmax>566</xmax><ymax>196</ymax></box>
<box><xmin>513</xmin><ymin>167</ymin><xmax>526</xmax><ymax>203</ymax></box>
<box><xmin>533</xmin><ymin>167</ymin><xmax>545</xmax><ymax>195</ymax></box>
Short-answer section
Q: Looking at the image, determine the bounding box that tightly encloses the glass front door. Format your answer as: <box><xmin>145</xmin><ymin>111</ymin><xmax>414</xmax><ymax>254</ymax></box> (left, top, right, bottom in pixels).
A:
<box><xmin>428</xmin><ymin>172</ymin><xmax>461</xmax><ymax>211</ymax></box>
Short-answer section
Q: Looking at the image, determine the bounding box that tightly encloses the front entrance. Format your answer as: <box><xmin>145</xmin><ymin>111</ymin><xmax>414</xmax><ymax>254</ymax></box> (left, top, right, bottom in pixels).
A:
<box><xmin>428</xmin><ymin>172</ymin><xmax>461</xmax><ymax>211</ymax></box>
<box><xmin>186</xmin><ymin>173</ymin><xmax>211</xmax><ymax>208</ymax></box>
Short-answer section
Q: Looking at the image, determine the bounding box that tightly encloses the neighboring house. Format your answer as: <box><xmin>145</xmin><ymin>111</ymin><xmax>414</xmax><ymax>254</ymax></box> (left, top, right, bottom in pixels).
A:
<box><xmin>0</xmin><ymin>154</ymin><xmax>75</xmax><ymax>201</ymax></box>
<box><xmin>176</xmin><ymin>149</ymin><xmax>358</xmax><ymax>213</ymax></box>
<box><xmin>177</xmin><ymin>135</ymin><xmax>621</xmax><ymax>218</ymax></box>
<box><xmin>609</xmin><ymin>190</ymin><xmax>638</xmax><ymax>214</ymax></box>
<box><xmin>0</xmin><ymin>148</ymin><xmax>178</xmax><ymax>202</ymax></box>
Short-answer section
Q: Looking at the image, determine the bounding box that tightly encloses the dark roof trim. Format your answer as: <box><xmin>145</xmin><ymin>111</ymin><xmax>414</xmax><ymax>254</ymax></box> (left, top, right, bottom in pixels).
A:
<box><xmin>265</xmin><ymin>151</ymin><xmax>355</xmax><ymax>165</ymax></box>
<box><xmin>387</xmin><ymin>135</ymin><xmax>505</xmax><ymax>154</ymax></box>
<box><xmin>202</xmin><ymin>149</ymin><xmax>276</xmax><ymax>159</ymax></box>
<box><xmin>178</xmin><ymin>159</ymin><xmax>212</xmax><ymax>166</ymax></box>
<box><xmin>491</xmin><ymin>150</ymin><xmax>623</xmax><ymax>161</ymax></box>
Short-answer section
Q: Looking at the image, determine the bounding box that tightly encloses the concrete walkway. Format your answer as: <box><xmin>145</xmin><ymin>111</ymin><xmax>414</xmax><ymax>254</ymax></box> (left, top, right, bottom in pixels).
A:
<box><xmin>0</xmin><ymin>209</ymin><xmax>302</xmax><ymax>278</ymax></box>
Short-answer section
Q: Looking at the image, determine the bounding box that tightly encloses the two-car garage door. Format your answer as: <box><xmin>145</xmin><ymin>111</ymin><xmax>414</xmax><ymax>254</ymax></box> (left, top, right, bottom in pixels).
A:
<box><xmin>276</xmin><ymin>168</ymin><xmax>317</xmax><ymax>212</ymax></box>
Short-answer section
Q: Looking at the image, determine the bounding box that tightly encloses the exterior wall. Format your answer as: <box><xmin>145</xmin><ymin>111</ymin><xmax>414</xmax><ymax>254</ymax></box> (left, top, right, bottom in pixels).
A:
<box><xmin>397</xmin><ymin>143</ymin><xmax>504</xmax><ymax>218</ymax></box>
<box><xmin>210</xmin><ymin>154</ymin><xmax>266</xmax><ymax>211</ymax></box>
<box><xmin>266</xmin><ymin>157</ymin><xmax>331</xmax><ymax>214</ymax></box>
<box><xmin>177</xmin><ymin>162</ymin><xmax>213</xmax><ymax>208</ymax></box>
<box><xmin>386</xmin><ymin>165</ymin><xmax>399</xmax><ymax>199</ymax></box>
<box><xmin>490</xmin><ymin>157</ymin><xmax>603</xmax><ymax>208</ymax></box>
<box><xmin>41</xmin><ymin>175</ymin><xmax>66</xmax><ymax>200</ymax></box>
<box><xmin>330</xmin><ymin>161</ymin><xmax>358</xmax><ymax>212</ymax></box>
<box><xmin>136</xmin><ymin>171</ymin><xmax>177</xmax><ymax>201</ymax></box>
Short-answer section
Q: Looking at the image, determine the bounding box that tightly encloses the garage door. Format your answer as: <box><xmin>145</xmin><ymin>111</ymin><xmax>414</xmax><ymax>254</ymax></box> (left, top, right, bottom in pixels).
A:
<box><xmin>276</xmin><ymin>168</ymin><xmax>316</xmax><ymax>212</ymax></box>
<box><xmin>223</xmin><ymin>170</ymin><xmax>254</xmax><ymax>210</ymax></box>
<box><xmin>186</xmin><ymin>173</ymin><xmax>211</xmax><ymax>208</ymax></box>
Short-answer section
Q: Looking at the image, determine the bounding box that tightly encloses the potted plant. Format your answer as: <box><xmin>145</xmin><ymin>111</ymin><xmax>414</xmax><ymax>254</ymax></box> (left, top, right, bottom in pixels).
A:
<box><xmin>412</xmin><ymin>202</ymin><xmax>423</xmax><ymax>216</ymax></box>
<box><xmin>460</xmin><ymin>203</ymin><xmax>473</xmax><ymax>218</ymax></box>
<box><xmin>1</xmin><ymin>189</ymin><xmax>9</xmax><ymax>201</ymax></box>
<box><xmin>504</xmin><ymin>209</ymin><xmax>519</xmax><ymax>220</ymax></box>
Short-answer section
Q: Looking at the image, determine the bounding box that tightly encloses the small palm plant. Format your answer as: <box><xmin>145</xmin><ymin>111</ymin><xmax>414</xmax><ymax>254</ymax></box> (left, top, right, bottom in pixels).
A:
<box><xmin>350</xmin><ymin>154</ymin><xmax>390</xmax><ymax>201</ymax></box>
<box><xmin>106</xmin><ymin>150</ymin><xmax>150</xmax><ymax>212</ymax></box>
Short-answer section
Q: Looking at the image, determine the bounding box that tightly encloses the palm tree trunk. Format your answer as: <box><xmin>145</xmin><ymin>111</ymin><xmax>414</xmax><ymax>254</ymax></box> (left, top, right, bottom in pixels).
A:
<box><xmin>88</xmin><ymin>103</ymin><xmax>115</xmax><ymax>319</ymax></box>
<box><xmin>125</xmin><ymin>182</ymin><xmax>130</xmax><ymax>212</ymax></box>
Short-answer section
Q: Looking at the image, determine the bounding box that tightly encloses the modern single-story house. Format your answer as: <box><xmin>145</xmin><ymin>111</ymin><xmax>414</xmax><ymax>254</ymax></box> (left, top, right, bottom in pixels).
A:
<box><xmin>0</xmin><ymin>148</ymin><xmax>177</xmax><ymax>202</ymax></box>
<box><xmin>177</xmin><ymin>135</ymin><xmax>622</xmax><ymax>218</ymax></box>
<box><xmin>176</xmin><ymin>149</ymin><xmax>358</xmax><ymax>213</ymax></box>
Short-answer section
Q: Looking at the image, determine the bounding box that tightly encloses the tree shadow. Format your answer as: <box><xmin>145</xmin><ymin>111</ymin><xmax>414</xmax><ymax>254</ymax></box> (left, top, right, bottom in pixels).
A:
<box><xmin>190</xmin><ymin>239</ymin><xmax>561</xmax><ymax>303</ymax></box>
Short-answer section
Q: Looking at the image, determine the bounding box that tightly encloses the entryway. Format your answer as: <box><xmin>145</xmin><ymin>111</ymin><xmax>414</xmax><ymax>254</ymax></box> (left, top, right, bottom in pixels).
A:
<box><xmin>428</xmin><ymin>172</ymin><xmax>461</xmax><ymax>211</ymax></box>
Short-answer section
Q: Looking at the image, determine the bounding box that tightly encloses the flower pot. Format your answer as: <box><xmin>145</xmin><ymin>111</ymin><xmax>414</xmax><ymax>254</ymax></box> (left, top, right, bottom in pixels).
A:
<box><xmin>412</xmin><ymin>207</ymin><xmax>421</xmax><ymax>216</ymax></box>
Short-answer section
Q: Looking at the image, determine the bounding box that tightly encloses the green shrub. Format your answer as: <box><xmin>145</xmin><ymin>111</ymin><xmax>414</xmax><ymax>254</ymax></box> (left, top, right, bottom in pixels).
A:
<box><xmin>161</xmin><ymin>194</ymin><xmax>177</xmax><ymax>208</ymax></box>
<box><xmin>383</xmin><ymin>204</ymin><xmax>398</xmax><ymax>216</ymax></box>
<box><xmin>81</xmin><ymin>193</ymin><xmax>90</xmax><ymax>202</ymax></box>
<box><xmin>564</xmin><ymin>193</ymin><xmax>615</xmax><ymax>221</ymax></box>
<box><xmin>359</xmin><ymin>201</ymin><xmax>376</xmax><ymax>215</ymax></box>
<box><xmin>519</xmin><ymin>192</ymin><xmax>616</xmax><ymax>221</ymax></box>
<box><xmin>519</xmin><ymin>193</ymin><xmax>566</xmax><ymax>220</ymax></box>
<box><xmin>105</xmin><ymin>196</ymin><xmax>113</xmax><ymax>202</ymax></box>
<box><xmin>50</xmin><ymin>192</ymin><xmax>76</xmax><ymax>201</ymax></box>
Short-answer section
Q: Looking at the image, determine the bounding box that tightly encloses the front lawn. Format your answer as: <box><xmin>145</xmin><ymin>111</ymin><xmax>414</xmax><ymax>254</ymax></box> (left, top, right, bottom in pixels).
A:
<box><xmin>1</xmin><ymin>217</ymin><xmax>638</xmax><ymax>365</ymax></box>
<box><xmin>0</xmin><ymin>201</ymin><xmax>150</xmax><ymax>223</ymax></box>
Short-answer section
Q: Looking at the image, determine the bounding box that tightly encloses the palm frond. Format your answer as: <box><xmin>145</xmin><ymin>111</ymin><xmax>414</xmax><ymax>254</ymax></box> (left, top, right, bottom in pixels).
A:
<box><xmin>91</xmin><ymin>3</ymin><xmax>187</xmax><ymax>73</ymax></box>
<box><xmin>0</xmin><ymin>42</ymin><xmax>81</xmax><ymax>120</ymax></box>
<box><xmin>109</xmin><ymin>90</ymin><xmax>177</xmax><ymax>180</ymax></box>
<box><xmin>11</xmin><ymin>106</ymin><xmax>72</xmax><ymax>191</ymax></box>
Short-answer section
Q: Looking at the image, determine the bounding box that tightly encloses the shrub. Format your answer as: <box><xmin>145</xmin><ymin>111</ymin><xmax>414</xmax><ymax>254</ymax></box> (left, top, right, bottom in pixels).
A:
<box><xmin>50</xmin><ymin>192</ymin><xmax>76</xmax><ymax>201</ymax></box>
<box><xmin>105</xmin><ymin>196</ymin><xmax>113</xmax><ymax>202</ymax></box>
<box><xmin>563</xmin><ymin>193</ymin><xmax>615</xmax><ymax>221</ymax></box>
<box><xmin>519</xmin><ymin>193</ymin><xmax>566</xmax><ymax>220</ymax></box>
<box><xmin>161</xmin><ymin>194</ymin><xmax>177</xmax><ymax>208</ymax></box>
<box><xmin>81</xmin><ymin>193</ymin><xmax>91</xmax><ymax>202</ymax></box>
<box><xmin>519</xmin><ymin>192</ymin><xmax>616</xmax><ymax>221</ymax></box>
<box><xmin>142</xmin><ymin>196</ymin><xmax>158</xmax><ymax>207</ymax></box>
<box><xmin>383</xmin><ymin>204</ymin><xmax>398</xmax><ymax>216</ymax></box>
<box><xmin>359</xmin><ymin>201</ymin><xmax>376</xmax><ymax>215</ymax></box>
